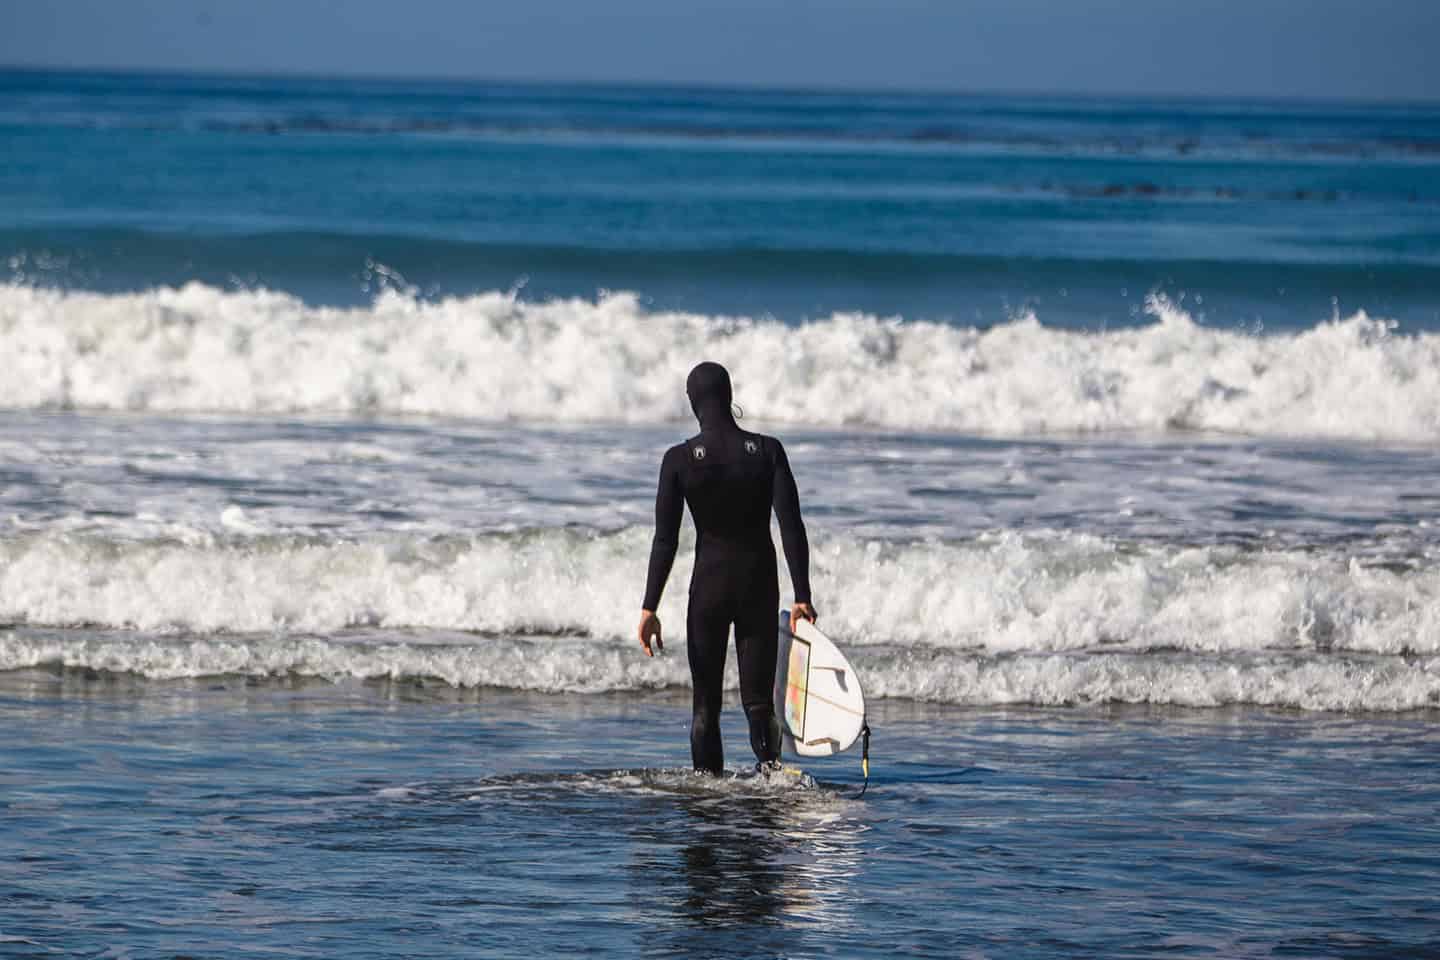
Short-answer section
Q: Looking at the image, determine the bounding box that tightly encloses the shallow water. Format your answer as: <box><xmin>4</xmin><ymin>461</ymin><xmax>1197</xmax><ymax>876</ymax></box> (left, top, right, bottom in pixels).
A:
<box><xmin>3</xmin><ymin>674</ymin><xmax>1437</xmax><ymax>958</ymax></box>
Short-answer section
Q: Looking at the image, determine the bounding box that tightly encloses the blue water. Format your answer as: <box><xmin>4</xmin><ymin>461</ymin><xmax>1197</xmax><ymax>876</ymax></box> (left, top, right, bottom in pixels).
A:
<box><xmin>3</xmin><ymin>70</ymin><xmax>1440</xmax><ymax>957</ymax></box>
<box><xmin>4</xmin><ymin>69</ymin><xmax>1439</xmax><ymax>326</ymax></box>
<box><xmin>4</xmin><ymin>676</ymin><xmax>1439</xmax><ymax>959</ymax></box>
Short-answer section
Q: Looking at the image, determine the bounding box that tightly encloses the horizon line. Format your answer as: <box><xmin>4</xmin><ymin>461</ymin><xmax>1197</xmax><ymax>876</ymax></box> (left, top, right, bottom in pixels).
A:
<box><xmin>3</xmin><ymin>61</ymin><xmax>1438</xmax><ymax>110</ymax></box>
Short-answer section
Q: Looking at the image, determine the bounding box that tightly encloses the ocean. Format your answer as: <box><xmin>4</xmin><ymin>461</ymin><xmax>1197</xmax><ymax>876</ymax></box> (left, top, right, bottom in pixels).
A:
<box><xmin>2</xmin><ymin>69</ymin><xmax>1439</xmax><ymax>958</ymax></box>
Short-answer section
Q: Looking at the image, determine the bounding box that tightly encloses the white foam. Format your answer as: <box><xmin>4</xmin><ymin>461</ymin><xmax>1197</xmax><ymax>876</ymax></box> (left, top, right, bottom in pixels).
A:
<box><xmin>857</xmin><ymin>649</ymin><xmax>1440</xmax><ymax>712</ymax></box>
<box><xmin>3</xmin><ymin>529</ymin><xmax>1438</xmax><ymax>655</ymax></box>
<box><xmin>0</xmin><ymin>631</ymin><xmax>687</xmax><ymax>692</ymax></box>
<box><xmin>813</xmin><ymin>532</ymin><xmax>1440</xmax><ymax>657</ymax></box>
<box><xmin>4</xmin><ymin>283</ymin><xmax>1438</xmax><ymax>442</ymax></box>
<box><xmin>374</xmin><ymin>786</ymin><xmax>415</xmax><ymax>800</ymax></box>
<box><xmin>0</xmin><ymin>527</ymin><xmax>668</xmax><ymax>635</ymax></box>
<box><xmin>3</xmin><ymin>528</ymin><xmax>1438</xmax><ymax>655</ymax></box>
<box><xmin>4</xmin><ymin>631</ymin><xmax>1436</xmax><ymax>713</ymax></box>
<box><xmin>2</xmin><ymin>528</ymin><xmax>1439</xmax><ymax>711</ymax></box>
<box><xmin>481</xmin><ymin>767</ymin><xmax>823</xmax><ymax>797</ymax></box>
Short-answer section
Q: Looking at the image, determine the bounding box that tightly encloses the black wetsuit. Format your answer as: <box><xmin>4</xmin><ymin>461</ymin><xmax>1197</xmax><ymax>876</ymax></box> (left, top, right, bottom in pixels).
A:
<box><xmin>642</xmin><ymin>362</ymin><xmax>811</xmax><ymax>775</ymax></box>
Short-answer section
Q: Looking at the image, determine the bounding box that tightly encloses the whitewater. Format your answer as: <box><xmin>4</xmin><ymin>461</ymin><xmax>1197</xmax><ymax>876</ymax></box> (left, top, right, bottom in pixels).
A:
<box><xmin>3</xmin><ymin>276</ymin><xmax>1438</xmax><ymax>713</ymax></box>
<box><xmin>2</xmin><ymin>392</ymin><xmax>1436</xmax><ymax>712</ymax></box>
<box><xmin>4</xmin><ymin>282</ymin><xmax>1439</xmax><ymax>443</ymax></box>
<box><xmin>3</xmin><ymin>528</ymin><xmax>1439</xmax><ymax>711</ymax></box>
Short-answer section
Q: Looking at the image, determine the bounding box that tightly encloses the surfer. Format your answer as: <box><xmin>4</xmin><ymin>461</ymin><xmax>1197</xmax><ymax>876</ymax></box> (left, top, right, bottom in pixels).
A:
<box><xmin>638</xmin><ymin>361</ymin><xmax>817</xmax><ymax>776</ymax></box>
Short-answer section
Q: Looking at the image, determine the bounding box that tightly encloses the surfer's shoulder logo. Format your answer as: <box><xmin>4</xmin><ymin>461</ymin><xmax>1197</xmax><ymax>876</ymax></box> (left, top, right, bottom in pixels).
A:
<box><xmin>692</xmin><ymin>444</ymin><xmax>707</xmax><ymax>461</ymax></box>
<box><xmin>744</xmin><ymin>439</ymin><xmax>759</xmax><ymax>455</ymax></box>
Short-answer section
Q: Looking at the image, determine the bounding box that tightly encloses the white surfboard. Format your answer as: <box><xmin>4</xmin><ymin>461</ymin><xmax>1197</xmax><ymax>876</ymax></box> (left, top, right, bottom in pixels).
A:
<box><xmin>774</xmin><ymin>611</ymin><xmax>866</xmax><ymax>758</ymax></box>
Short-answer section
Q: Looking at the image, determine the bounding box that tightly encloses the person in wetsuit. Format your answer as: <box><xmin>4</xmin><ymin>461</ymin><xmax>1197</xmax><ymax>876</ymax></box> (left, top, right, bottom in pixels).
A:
<box><xmin>637</xmin><ymin>361</ymin><xmax>817</xmax><ymax>776</ymax></box>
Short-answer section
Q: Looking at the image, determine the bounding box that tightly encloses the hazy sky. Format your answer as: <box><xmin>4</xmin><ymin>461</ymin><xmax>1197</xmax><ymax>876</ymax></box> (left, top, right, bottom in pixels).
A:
<box><xmin>3</xmin><ymin>0</ymin><xmax>1438</xmax><ymax>100</ymax></box>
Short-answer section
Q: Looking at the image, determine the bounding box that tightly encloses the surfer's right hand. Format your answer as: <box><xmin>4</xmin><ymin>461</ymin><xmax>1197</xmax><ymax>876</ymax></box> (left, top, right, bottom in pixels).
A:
<box><xmin>790</xmin><ymin>602</ymin><xmax>818</xmax><ymax>634</ymax></box>
<box><xmin>638</xmin><ymin>609</ymin><xmax>664</xmax><ymax>657</ymax></box>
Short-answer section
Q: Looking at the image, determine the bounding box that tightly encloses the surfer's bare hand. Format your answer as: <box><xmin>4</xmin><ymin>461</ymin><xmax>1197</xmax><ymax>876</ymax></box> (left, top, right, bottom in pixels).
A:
<box><xmin>790</xmin><ymin>602</ymin><xmax>817</xmax><ymax>634</ymax></box>
<box><xmin>638</xmin><ymin>609</ymin><xmax>664</xmax><ymax>657</ymax></box>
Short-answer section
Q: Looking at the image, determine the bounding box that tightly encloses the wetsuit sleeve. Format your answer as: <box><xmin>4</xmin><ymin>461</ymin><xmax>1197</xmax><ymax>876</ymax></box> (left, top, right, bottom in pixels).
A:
<box><xmin>772</xmin><ymin>440</ymin><xmax>812</xmax><ymax>604</ymax></box>
<box><xmin>642</xmin><ymin>447</ymin><xmax>684</xmax><ymax>611</ymax></box>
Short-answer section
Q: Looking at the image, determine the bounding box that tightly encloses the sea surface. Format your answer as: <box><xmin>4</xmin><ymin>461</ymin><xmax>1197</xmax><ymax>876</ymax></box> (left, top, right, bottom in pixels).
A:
<box><xmin>2</xmin><ymin>69</ymin><xmax>1439</xmax><ymax>958</ymax></box>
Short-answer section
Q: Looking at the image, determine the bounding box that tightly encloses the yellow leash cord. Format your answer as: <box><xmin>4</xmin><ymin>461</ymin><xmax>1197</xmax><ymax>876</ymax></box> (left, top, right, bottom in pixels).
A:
<box><xmin>857</xmin><ymin>724</ymin><xmax>872</xmax><ymax>798</ymax></box>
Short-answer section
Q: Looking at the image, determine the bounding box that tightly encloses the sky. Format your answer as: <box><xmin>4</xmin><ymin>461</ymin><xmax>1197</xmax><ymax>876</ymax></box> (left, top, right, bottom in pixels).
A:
<box><xmin>2</xmin><ymin>0</ymin><xmax>1438</xmax><ymax>101</ymax></box>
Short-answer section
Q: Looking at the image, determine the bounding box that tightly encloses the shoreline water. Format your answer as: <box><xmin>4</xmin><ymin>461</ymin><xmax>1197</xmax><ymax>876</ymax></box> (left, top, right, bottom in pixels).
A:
<box><xmin>5</xmin><ymin>674</ymin><xmax>1438</xmax><ymax>958</ymax></box>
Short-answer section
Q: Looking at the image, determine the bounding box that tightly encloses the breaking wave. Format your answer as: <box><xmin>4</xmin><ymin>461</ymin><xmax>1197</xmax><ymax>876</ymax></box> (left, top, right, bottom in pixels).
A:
<box><xmin>3</xmin><ymin>528</ymin><xmax>1438</xmax><ymax>711</ymax></box>
<box><xmin>7</xmin><ymin>630</ymin><xmax>1438</xmax><ymax>712</ymax></box>
<box><xmin>3</xmin><ymin>282</ymin><xmax>1439</xmax><ymax>442</ymax></box>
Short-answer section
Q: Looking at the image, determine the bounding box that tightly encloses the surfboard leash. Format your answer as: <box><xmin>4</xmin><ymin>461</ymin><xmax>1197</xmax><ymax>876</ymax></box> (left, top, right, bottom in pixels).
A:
<box><xmin>856</xmin><ymin>723</ymin><xmax>872</xmax><ymax>798</ymax></box>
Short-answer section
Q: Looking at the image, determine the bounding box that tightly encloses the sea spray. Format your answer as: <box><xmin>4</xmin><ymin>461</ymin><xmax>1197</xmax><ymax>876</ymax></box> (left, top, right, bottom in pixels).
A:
<box><xmin>3</xmin><ymin>283</ymin><xmax>1438</xmax><ymax>442</ymax></box>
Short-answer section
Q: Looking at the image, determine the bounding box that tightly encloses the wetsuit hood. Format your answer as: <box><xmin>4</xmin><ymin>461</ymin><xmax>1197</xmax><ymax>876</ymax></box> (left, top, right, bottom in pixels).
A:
<box><xmin>686</xmin><ymin>361</ymin><xmax>736</xmax><ymax>429</ymax></box>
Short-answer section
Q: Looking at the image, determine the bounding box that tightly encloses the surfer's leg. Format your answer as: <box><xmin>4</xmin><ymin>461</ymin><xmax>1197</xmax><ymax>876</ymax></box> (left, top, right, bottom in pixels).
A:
<box><xmin>686</xmin><ymin>597</ymin><xmax>729</xmax><ymax>776</ymax></box>
<box><xmin>734</xmin><ymin>591</ymin><xmax>781</xmax><ymax>765</ymax></box>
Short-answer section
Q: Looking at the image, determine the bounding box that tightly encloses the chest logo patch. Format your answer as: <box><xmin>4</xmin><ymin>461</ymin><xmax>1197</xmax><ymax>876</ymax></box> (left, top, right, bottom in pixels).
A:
<box><xmin>693</xmin><ymin>444</ymin><xmax>706</xmax><ymax>461</ymax></box>
<box><xmin>744</xmin><ymin>439</ymin><xmax>759</xmax><ymax>455</ymax></box>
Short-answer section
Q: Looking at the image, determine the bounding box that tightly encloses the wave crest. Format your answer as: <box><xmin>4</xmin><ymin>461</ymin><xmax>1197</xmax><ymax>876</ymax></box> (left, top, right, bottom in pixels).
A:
<box><xmin>5</xmin><ymin>528</ymin><xmax>1438</xmax><ymax>711</ymax></box>
<box><xmin>3</xmin><ymin>283</ymin><xmax>1439</xmax><ymax>441</ymax></box>
<box><xmin>2</xmin><ymin>529</ymin><xmax>1436</xmax><ymax>656</ymax></box>
<box><xmin>6</xmin><ymin>633</ymin><xmax>1437</xmax><ymax>712</ymax></box>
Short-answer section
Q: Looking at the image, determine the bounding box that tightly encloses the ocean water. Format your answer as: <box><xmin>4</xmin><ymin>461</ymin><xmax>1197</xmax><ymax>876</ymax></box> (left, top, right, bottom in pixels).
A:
<box><xmin>2</xmin><ymin>69</ymin><xmax>1440</xmax><ymax>957</ymax></box>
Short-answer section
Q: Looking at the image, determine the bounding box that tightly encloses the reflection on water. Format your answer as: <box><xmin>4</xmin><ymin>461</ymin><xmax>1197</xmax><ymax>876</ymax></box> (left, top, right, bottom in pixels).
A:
<box><xmin>628</xmin><ymin>776</ymin><xmax>866</xmax><ymax>956</ymax></box>
<box><xmin>8</xmin><ymin>682</ymin><xmax>1438</xmax><ymax>960</ymax></box>
<box><xmin>674</xmin><ymin>799</ymin><xmax>793</xmax><ymax>929</ymax></box>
